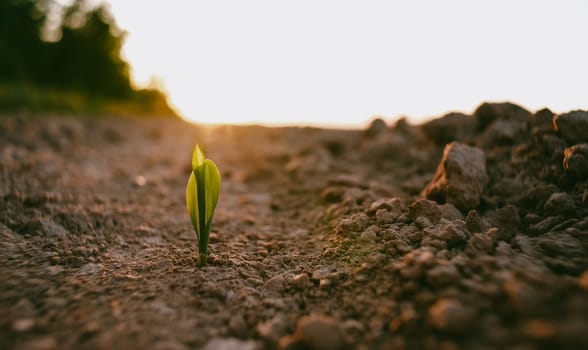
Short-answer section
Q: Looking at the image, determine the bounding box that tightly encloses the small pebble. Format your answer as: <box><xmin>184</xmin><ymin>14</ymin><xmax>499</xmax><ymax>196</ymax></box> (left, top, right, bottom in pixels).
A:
<box><xmin>427</xmin><ymin>264</ymin><xmax>460</xmax><ymax>288</ymax></box>
<box><xmin>375</xmin><ymin>208</ymin><xmax>399</xmax><ymax>224</ymax></box>
<box><xmin>359</xmin><ymin>227</ymin><xmax>377</xmax><ymax>242</ymax></box>
<box><xmin>432</xmin><ymin>222</ymin><xmax>468</xmax><ymax>245</ymax></box>
<box><xmin>289</xmin><ymin>273</ymin><xmax>311</xmax><ymax>290</ymax></box>
<box><xmin>579</xmin><ymin>271</ymin><xmax>588</xmax><ymax>291</ymax></box>
<box><xmin>524</xmin><ymin>320</ymin><xmax>556</xmax><ymax>339</ymax></box>
<box><xmin>563</xmin><ymin>144</ymin><xmax>588</xmax><ymax>179</ymax></box>
<box><xmin>280</xmin><ymin>314</ymin><xmax>346</xmax><ymax>350</ymax></box>
<box><xmin>408</xmin><ymin>199</ymin><xmax>442</xmax><ymax>224</ymax></box>
<box><xmin>263</xmin><ymin>275</ymin><xmax>286</xmax><ymax>293</ymax></box>
<box><xmin>553</xmin><ymin>110</ymin><xmax>588</xmax><ymax>143</ymax></box>
<box><xmin>369</xmin><ymin>197</ymin><xmax>402</xmax><ymax>213</ymax></box>
<box><xmin>256</xmin><ymin>314</ymin><xmax>287</xmax><ymax>343</ymax></box>
<box><xmin>319</xmin><ymin>278</ymin><xmax>333</xmax><ymax>289</ymax></box>
<box><xmin>202</xmin><ymin>338</ymin><xmax>261</xmax><ymax>350</ymax></box>
<box><xmin>134</xmin><ymin>175</ymin><xmax>147</xmax><ymax>187</ymax></box>
<box><xmin>12</xmin><ymin>318</ymin><xmax>35</xmax><ymax>332</ymax></box>
<box><xmin>465</xmin><ymin>210</ymin><xmax>486</xmax><ymax>233</ymax></box>
<box><xmin>415</xmin><ymin>216</ymin><xmax>433</xmax><ymax>229</ymax></box>
<box><xmin>336</xmin><ymin>213</ymin><xmax>369</xmax><ymax>234</ymax></box>
<box><xmin>429</xmin><ymin>298</ymin><xmax>475</xmax><ymax>333</ymax></box>
<box><xmin>544</xmin><ymin>192</ymin><xmax>575</xmax><ymax>216</ymax></box>
<box><xmin>440</xmin><ymin>203</ymin><xmax>464</xmax><ymax>221</ymax></box>
<box><xmin>321</xmin><ymin>187</ymin><xmax>344</xmax><ymax>203</ymax></box>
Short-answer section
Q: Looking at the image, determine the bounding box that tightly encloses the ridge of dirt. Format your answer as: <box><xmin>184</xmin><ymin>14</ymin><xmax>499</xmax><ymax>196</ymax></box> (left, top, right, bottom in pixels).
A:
<box><xmin>1</xmin><ymin>105</ymin><xmax>587</xmax><ymax>350</ymax></box>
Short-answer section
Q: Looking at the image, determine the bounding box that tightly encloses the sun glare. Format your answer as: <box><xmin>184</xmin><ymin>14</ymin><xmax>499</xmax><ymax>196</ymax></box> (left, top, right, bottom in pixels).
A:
<box><xmin>107</xmin><ymin>0</ymin><xmax>588</xmax><ymax>128</ymax></box>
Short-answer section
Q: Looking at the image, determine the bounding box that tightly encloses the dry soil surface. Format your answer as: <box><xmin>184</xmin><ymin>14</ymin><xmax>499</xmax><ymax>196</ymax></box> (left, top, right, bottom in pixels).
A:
<box><xmin>1</xmin><ymin>103</ymin><xmax>587</xmax><ymax>350</ymax></box>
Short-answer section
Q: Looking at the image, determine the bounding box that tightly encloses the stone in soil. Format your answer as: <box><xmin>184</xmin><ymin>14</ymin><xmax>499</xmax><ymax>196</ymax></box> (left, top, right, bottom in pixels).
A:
<box><xmin>202</xmin><ymin>338</ymin><xmax>262</xmax><ymax>350</ymax></box>
<box><xmin>529</xmin><ymin>108</ymin><xmax>555</xmax><ymax>138</ymax></box>
<box><xmin>563</xmin><ymin>143</ymin><xmax>588</xmax><ymax>180</ymax></box>
<box><xmin>20</xmin><ymin>218</ymin><xmax>68</xmax><ymax>237</ymax></box>
<box><xmin>543</xmin><ymin>192</ymin><xmax>576</xmax><ymax>217</ymax></box>
<box><xmin>369</xmin><ymin>197</ymin><xmax>403</xmax><ymax>214</ymax></box>
<box><xmin>365</xmin><ymin>117</ymin><xmax>388</xmax><ymax>137</ymax></box>
<box><xmin>553</xmin><ymin>110</ymin><xmax>588</xmax><ymax>144</ymax></box>
<box><xmin>422</xmin><ymin>142</ymin><xmax>489</xmax><ymax>212</ymax></box>
<box><xmin>375</xmin><ymin>208</ymin><xmax>400</xmax><ymax>224</ymax></box>
<box><xmin>478</xmin><ymin>119</ymin><xmax>526</xmax><ymax>147</ymax></box>
<box><xmin>465</xmin><ymin>232</ymin><xmax>495</xmax><ymax>256</ymax></box>
<box><xmin>288</xmin><ymin>273</ymin><xmax>311</xmax><ymax>290</ymax></box>
<box><xmin>426</xmin><ymin>264</ymin><xmax>460</xmax><ymax>288</ymax></box>
<box><xmin>408</xmin><ymin>199</ymin><xmax>442</xmax><ymax>224</ymax></box>
<box><xmin>491</xmin><ymin>204</ymin><xmax>521</xmax><ymax>241</ymax></box>
<box><xmin>428</xmin><ymin>298</ymin><xmax>476</xmax><ymax>333</ymax></box>
<box><xmin>439</xmin><ymin>203</ymin><xmax>464</xmax><ymax>221</ymax></box>
<box><xmin>256</xmin><ymin>314</ymin><xmax>288</xmax><ymax>344</ymax></box>
<box><xmin>279</xmin><ymin>314</ymin><xmax>346</xmax><ymax>350</ymax></box>
<box><xmin>429</xmin><ymin>221</ymin><xmax>468</xmax><ymax>246</ymax></box>
<box><xmin>336</xmin><ymin>213</ymin><xmax>370</xmax><ymax>235</ymax></box>
<box><xmin>473</xmin><ymin>102</ymin><xmax>531</xmax><ymax>131</ymax></box>
<box><xmin>465</xmin><ymin>209</ymin><xmax>489</xmax><ymax>234</ymax></box>
<box><xmin>421</xmin><ymin>112</ymin><xmax>475</xmax><ymax>144</ymax></box>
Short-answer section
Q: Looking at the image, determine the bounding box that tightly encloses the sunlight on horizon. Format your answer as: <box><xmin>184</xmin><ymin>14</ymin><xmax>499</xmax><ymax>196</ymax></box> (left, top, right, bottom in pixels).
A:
<box><xmin>103</xmin><ymin>0</ymin><xmax>587</xmax><ymax>127</ymax></box>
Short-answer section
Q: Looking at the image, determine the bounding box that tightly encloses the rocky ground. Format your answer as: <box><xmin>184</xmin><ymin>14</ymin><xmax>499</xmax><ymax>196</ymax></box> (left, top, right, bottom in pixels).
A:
<box><xmin>0</xmin><ymin>103</ymin><xmax>587</xmax><ymax>350</ymax></box>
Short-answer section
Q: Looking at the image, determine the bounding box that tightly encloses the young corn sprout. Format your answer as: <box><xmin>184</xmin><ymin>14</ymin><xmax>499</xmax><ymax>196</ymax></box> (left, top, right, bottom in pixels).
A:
<box><xmin>186</xmin><ymin>145</ymin><xmax>221</xmax><ymax>267</ymax></box>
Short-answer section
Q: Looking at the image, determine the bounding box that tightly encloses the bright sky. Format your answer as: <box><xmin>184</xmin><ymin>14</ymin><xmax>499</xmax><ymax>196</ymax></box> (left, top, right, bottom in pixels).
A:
<box><xmin>102</xmin><ymin>0</ymin><xmax>587</xmax><ymax>127</ymax></box>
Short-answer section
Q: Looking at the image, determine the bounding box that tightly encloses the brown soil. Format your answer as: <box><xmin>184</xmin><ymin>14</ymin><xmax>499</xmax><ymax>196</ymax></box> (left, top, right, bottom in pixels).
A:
<box><xmin>1</xmin><ymin>105</ymin><xmax>587</xmax><ymax>350</ymax></box>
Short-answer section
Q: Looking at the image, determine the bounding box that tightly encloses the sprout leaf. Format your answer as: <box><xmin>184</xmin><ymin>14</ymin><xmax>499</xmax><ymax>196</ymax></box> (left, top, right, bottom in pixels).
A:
<box><xmin>186</xmin><ymin>145</ymin><xmax>221</xmax><ymax>267</ymax></box>
<box><xmin>203</xmin><ymin>159</ymin><xmax>220</xmax><ymax>224</ymax></box>
<box><xmin>186</xmin><ymin>171</ymin><xmax>199</xmax><ymax>240</ymax></box>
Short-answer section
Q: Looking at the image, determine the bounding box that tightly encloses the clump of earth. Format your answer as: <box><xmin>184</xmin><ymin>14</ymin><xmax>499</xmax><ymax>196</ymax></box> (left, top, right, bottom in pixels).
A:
<box><xmin>1</xmin><ymin>102</ymin><xmax>587</xmax><ymax>350</ymax></box>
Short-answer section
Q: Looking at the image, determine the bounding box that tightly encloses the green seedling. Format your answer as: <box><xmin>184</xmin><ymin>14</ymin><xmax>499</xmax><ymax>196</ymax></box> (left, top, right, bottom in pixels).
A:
<box><xmin>186</xmin><ymin>145</ymin><xmax>221</xmax><ymax>267</ymax></box>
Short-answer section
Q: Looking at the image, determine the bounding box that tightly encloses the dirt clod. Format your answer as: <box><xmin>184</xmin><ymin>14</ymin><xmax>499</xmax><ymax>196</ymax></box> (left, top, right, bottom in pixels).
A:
<box><xmin>553</xmin><ymin>110</ymin><xmax>588</xmax><ymax>144</ymax></box>
<box><xmin>563</xmin><ymin>143</ymin><xmax>588</xmax><ymax>180</ymax></box>
<box><xmin>422</xmin><ymin>142</ymin><xmax>489</xmax><ymax>212</ymax></box>
<box><xmin>428</xmin><ymin>298</ymin><xmax>476</xmax><ymax>333</ymax></box>
<box><xmin>279</xmin><ymin>314</ymin><xmax>346</xmax><ymax>350</ymax></box>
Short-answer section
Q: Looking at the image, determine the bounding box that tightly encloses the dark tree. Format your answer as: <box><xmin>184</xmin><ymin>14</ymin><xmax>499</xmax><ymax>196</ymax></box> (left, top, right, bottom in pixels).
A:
<box><xmin>50</xmin><ymin>1</ymin><xmax>133</xmax><ymax>97</ymax></box>
<box><xmin>0</xmin><ymin>0</ymin><xmax>49</xmax><ymax>83</ymax></box>
<box><xmin>1</xmin><ymin>0</ymin><xmax>134</xmax><ymax>98</ymax></box>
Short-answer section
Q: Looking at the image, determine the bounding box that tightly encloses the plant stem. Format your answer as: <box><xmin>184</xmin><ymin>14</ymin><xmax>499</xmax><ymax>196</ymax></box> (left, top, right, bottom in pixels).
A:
<box><xmin>197</xmin><ymin>253</ymin><xmax>207</xmax><ymax>267</ymax></box>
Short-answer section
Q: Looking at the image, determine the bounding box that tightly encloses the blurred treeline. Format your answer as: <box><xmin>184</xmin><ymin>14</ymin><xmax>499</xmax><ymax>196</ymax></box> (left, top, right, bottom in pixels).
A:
<box><xmin>0</xmin><ymin>0</ymin><xmax>177</xmax><ymax>117</ymax></box>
